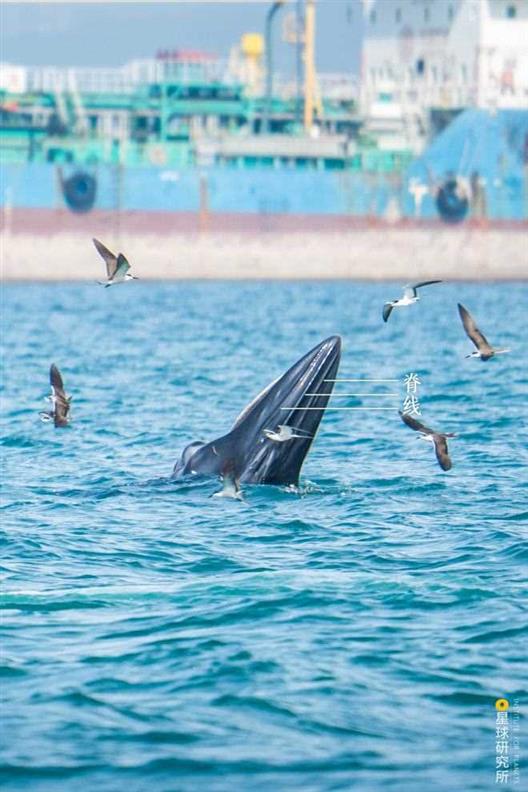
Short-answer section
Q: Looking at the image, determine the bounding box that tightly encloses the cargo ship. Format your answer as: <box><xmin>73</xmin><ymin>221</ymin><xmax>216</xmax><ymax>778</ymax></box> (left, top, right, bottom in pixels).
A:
<box><xmin>1</xmin><ymin>0</ymin><xmax>527</xmax><ymax>234</ymax></box>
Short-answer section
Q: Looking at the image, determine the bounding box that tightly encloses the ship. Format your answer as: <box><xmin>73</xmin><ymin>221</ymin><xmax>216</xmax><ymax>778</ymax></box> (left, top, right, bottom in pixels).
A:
<box><xmin>1</xmin><ymin>0</ymin><xmax>527</xmax><ymax>234</ymax></box>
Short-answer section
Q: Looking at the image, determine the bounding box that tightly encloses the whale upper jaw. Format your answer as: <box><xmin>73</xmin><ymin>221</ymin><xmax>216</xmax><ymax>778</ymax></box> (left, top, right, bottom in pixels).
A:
<box><xmin>172</xmin><ymin>335</ymin><xmax>342</xmax><ymax>486</ymax></box>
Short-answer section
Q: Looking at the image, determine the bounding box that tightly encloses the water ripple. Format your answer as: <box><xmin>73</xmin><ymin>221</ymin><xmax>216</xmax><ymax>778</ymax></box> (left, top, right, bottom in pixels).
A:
<box><xmin>2</xmin><ymin>281</ymin><xmax>527</xmax><ymax>792</ymax></box>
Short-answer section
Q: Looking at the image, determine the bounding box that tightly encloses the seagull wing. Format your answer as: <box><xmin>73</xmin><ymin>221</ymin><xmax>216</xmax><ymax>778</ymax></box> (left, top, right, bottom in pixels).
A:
<box><xmin>403</xmin><ymin>280</ymin><xmax>442</xmax><ymax>299</ymax></box>
<box><xmin>54</xmin><ymin>397</ymin><xmax>71</xmax><ymax>427</ymax></box>
<box><xmin>382</xmin><ymin>303</ymin><xmax>394</xmax><ymax>322</ymax></box>
<box><xmin>457</xmin><ymin>303</ymin><xmax>493</xmax><ymax>354</ymax></box>
<box><xmin>50</xmin><ymin>364</ymin><xmax>65</xmax><ymax>396</ymax></box>
<box><xmin>286</xmin><ymin>424</ymin><xmax>313</xmax><ymax>438</ymax></box>
<box><xmin>433</xmin><ymin>434</ymin><xmax>452</xmax><ymax>471</ymax></box>
<box><xmin>114</xmin><ymin>254</ymin><xmax>131</xmax><ymax>279</ymax></box>
<box><xmin>399</xmin><ymin>410</ymin><xmax>435</xmax><ymax>435</ymax></box>
<box><xmin>50</xmin><ymin>365</ymin><xmax>70</xmax><ymax>426</ymax></box>
<box><xmin>93</xmin><ymin>238</ymin><xmax>118</xmax><ymax>279</ymax></box>
<box><xmin>412</xmin><ymin>280</ymin><xmax>443</xmax><ymax>290</ymax></box>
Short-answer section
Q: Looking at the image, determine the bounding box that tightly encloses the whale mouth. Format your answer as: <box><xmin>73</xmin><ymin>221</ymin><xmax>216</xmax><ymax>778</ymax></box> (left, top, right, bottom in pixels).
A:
<box><xmin>173</xmin><ymin>336</ymin><xmax>342</xmax><ymax>486</ymax></box>
<box><xmin>234</xmin><ymin>336</ymin><xmax>341</xmax><ymax>484</ymax></box>
<box><xmin>237</xmin><ymin>334</ymin><xmax>341</xmax><ymax>484</ymax></box>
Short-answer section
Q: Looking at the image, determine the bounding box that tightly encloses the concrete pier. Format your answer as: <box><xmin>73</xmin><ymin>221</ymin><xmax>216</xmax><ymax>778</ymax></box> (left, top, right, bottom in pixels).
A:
<box><xmin>2</xmin><ymin>228</ymin><xmax>527</xmax><ymax>281</ymax></box>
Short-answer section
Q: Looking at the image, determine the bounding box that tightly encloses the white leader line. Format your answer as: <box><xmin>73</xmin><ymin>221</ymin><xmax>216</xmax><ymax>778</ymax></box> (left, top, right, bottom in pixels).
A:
<box><xmin>324</xmin><ymin>378</ymin><xmax>401</xmax><ymax>383</ymax></box>
<box><xmin>281</xmin><ymin>407</ymin><xmax>398</xmax><ymax>411</ymax></box>
<box><xmin>304</xmin><ymin>392</ymin><xmax>399</xmax><ymax>397</ymax></box>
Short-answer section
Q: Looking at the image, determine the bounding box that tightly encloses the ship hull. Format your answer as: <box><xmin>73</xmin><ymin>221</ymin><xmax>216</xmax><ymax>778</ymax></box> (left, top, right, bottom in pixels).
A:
<box><xmin>1</xmin><ymin>160</ymin><xmax>527</xmax><ymax>234</ymax></box>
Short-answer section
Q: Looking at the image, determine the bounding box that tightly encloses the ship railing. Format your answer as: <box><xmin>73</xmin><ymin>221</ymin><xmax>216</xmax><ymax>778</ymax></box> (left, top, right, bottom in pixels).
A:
<box><xmin>273</xmin><ymin>73</ymin><xmax>359</xmax><ymax>103</ymax></box>
<box><xmin>27</xmin><ymin>66</ymin><xmax>135</xmax><ymax>95</ymax></box>
<box><xmin>361</xmin><ymin>71</ymin><xmax>528</xmax><ymax>114</ymax></box>
<box><xmin>360</xmin><ymin>81</ymin><xmax>480</xmax><ymax>112</ymax></box>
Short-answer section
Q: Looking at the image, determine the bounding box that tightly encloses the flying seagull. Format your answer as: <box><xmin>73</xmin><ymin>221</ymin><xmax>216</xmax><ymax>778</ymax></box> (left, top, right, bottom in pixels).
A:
<box><xmin>263</xmin><ymin>424</ymin><xmax>313</xmax><ymax>443</ymax></box>
<box><xmin>457</xmin><ymin>303</ymin><xmax>509</xmax><ymax>361</ymax></box>
<box><xmin>39</xmin><ymin>364</ymin><xmax>71</xmax><ymax>428</ymax></box>
<box><xmin>212</xmin><ymin>462</ymin><xmax>243</xmax><ymax>500</ymax></box>
<box><xmin>399</xmin><ymin>410</ymin><xmax>456</xmax><ymax>471</ymax></box>
<box><xmin>383</xmin><ymin>280</ymin><xmax>442</xmax><ymax>322</ymax></box>
<box><xmin>93</xmin><ymin>238</ymin><xmax>138</xmax><ymax>287</ymax></box>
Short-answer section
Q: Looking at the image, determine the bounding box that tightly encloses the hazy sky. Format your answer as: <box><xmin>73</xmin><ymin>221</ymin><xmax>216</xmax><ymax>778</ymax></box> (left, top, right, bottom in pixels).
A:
<box><xmin>0</xmin><ymin>1</ymin><xmax>363</xmax><ymax>75</ymax></box>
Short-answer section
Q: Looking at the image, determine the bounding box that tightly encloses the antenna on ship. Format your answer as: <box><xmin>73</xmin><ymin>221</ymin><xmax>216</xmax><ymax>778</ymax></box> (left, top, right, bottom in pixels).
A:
<box><xmin>296</xmin><ymin>0</ymin><xmax>303</xmax><ymax>126</ymax></box>
<box><xmin>263</xmin><ymin>0</ymin><xmax>287</xmax><ymax>133</ymax></box>
<box><xmin>303</xmin><ymin>0</ymin><xmax>318</xmax><ymax>134</ymax></box>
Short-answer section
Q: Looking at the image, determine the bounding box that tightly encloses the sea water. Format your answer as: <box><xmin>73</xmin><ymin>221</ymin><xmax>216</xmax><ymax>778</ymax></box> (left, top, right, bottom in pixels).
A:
<box><xmin>1</xmin><ymin>281</ymin><xmax>527</xmax><ymax>791</ymax></box>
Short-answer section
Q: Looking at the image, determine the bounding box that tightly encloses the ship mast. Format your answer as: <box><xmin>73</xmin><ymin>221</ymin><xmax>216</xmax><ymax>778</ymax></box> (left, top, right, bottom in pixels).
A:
<box><xmin>303</xmin><ymin>0</ymin><xmax>316</xmax><ymax>132</ymax></box>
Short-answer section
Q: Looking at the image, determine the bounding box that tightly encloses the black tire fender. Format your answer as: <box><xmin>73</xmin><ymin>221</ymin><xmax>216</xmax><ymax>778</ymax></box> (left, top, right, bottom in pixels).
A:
<box><xmin>436</xmin><ymin>177</ymin><xmax>469</xmax><ymax>224</ymax></box>
<box><xmin>61</xmin><ymin>171</ymin><xmax>97</xmax><ymax>213</ymax></box>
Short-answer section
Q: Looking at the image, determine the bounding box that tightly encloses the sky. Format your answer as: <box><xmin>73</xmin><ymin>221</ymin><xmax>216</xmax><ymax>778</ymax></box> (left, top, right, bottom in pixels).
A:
<box><xmin>0</xmin><ymin>1</ymin><xmax>363</xmax><ymax>76</ymax></box>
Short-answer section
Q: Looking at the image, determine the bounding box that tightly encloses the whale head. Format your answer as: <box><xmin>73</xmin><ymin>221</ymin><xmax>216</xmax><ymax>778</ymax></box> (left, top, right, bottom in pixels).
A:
<box><xmin>172</xmin><ymin>335</ymin><xmax>342</xmax><ymax>486</ymax></box>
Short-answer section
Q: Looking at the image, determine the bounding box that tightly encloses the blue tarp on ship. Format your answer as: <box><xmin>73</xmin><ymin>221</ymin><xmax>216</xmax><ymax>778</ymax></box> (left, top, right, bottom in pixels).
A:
<box><xmin>406</xmin><ymin>109</ymin><xmax>528</xmax><ymax>221</ymax></box>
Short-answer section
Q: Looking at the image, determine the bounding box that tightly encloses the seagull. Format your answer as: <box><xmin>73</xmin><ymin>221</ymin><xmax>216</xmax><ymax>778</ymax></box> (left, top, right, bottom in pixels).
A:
<box><xmin>39</xmin><ymin>364</ymin><xmax>71</xmax><ymax>428</ymax></box>
<box><xmin>399</xmin><ymin>410</ymin><xmax>456</xmax><ymax>471</ymax></box>
<box><xmin>93</xmin><ymin>238</ymin><xmax>138</xmax><ymax>287</ymax></box>
<box><xmin>457</xmin><ymin>303</ymin><xmax>510</xmax><ymax>361</ymax></box>
<box><xmin>262</xmin><ymin>424</ymin><xmax>313</xmax><ymax>443</ymax></box>
<box><xmin>382</xmin><ymin>280</ymin><xmax>442</xmax><ymax>322</ymax></box>
<box><xmin>212</xmin><ymin>462</ymin><xmax>243</xmax><ymax>500</ymax></box>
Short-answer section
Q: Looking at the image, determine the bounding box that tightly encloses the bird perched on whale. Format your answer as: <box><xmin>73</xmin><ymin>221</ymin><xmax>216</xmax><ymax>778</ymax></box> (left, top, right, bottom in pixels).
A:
<box><xmin>93</xmin><ymin>238</ymin><xmax>138</xmax><ymax>287</ymax></box>
<box><xmin>382</xmin><ymin>280</ymin><xmax>442</xmax><ymax>322</ymax></box>
<box><xmin>457</xmin><ymin>303</ymin><xmax>509</xmax><ymax>361</ymax></box>
<box><xmin>263</xmin><ymin>424</ymin><xmax>313</xmax><ymax>443</ymax></box>
<box><xmin>39</xmin><ymin>364</ymin><xmax>71</xmax><ymax>427</ymax></box>
<box><xmin>399</xmin><ymin>410</ymin><xmax>455</xmax><ymax>471</ymax></box>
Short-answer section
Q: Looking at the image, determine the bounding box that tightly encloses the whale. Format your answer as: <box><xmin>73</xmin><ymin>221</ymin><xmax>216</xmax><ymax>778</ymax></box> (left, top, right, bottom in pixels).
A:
<box><xmin>172</xmin><ymin>335</ymin><xmax>342</xmax><ymax>486</ymax></box>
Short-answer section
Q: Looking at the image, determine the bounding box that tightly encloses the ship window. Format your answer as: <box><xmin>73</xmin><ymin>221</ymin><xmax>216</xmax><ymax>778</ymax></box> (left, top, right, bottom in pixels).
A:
<box><xmin>325</xmin><ymin>159</ymin><xmax>345</xmax><ymax>171</ymax></box>
<box><xmin>506</xmin><ymin>5</ymin><xmax>517</xmax><ymax>18</ymax></box>
<box><xmin>416</xmin><ymin>58</ymin><xmax>425</xmax><ymax>76</ymax></box>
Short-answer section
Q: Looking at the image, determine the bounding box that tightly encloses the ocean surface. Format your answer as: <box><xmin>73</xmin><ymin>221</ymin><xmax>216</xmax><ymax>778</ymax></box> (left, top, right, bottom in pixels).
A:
<box><xmin>1</xmin><ymin>280</ymin><xmax>527</xmax><ymax>792</ymax></box>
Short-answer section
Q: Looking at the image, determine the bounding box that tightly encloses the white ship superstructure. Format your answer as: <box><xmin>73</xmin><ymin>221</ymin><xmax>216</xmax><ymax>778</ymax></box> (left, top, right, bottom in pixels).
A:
<box><xmin>361</xmin><ymin>0</ymin><xmax>528</xmax><ymax>150</ymax></box>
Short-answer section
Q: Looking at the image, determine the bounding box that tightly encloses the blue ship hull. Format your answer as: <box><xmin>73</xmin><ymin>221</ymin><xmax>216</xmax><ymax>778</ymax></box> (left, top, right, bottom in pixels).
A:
<box><xmin>1</xmin><ymin>110</ymin><xmax>527</xmax><ymax>227</ymax></box>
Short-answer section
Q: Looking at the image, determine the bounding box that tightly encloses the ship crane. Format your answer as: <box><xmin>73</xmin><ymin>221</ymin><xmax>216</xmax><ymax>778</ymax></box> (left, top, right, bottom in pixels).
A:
<box><xmin>264</xmin><ymin>0</ymin><xmax>320</xmax><ymax>134</ymax></box>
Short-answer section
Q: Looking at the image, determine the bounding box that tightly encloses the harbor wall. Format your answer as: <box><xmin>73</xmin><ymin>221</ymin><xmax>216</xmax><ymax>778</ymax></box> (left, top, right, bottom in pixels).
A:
<box><xmin>2</xmin><ymin>225</ymin><xmax>526</xmax><ymax>281</ymax></box>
